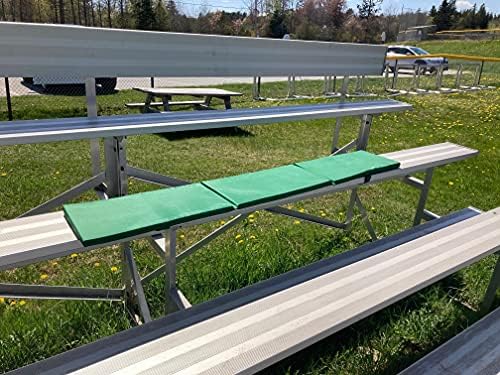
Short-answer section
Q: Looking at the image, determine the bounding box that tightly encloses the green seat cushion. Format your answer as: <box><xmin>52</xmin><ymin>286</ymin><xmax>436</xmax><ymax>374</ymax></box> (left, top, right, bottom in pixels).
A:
<box><xmin>203</xmin><ymin>165</ymin><xmax>331</xmax><ymax>208</ymax></box>
<box><xmin>64</xmin><ymin>183</ymin><xmax>235</xmax><ymax>246</ymax></box>
<box><xmin>295</xmin><ymin>151</ymin><xmax>400</xmax><ymax>184</ymax></box>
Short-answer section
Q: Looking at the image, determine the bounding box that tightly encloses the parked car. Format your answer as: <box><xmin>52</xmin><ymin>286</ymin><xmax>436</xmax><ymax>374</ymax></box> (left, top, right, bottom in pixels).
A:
<box><xmin>22</xmin><ymin>76</ymin><xmax>117</xmax><ymax>93</ymax></box>
<box><xmin>386</xmin><ymin>45</ymin><xmax>448</xmax><ymax>74</ymax></box>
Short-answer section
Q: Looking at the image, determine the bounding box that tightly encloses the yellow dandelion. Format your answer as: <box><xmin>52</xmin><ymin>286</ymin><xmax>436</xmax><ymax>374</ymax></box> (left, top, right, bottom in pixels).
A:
<box><xmin>10</xmin><ymin>300</ymin><xmax>16</xmax><ymax>306</ymax></box>
<box><xmin>55</xmin><ymin>171</ymin><xmax>60</xmax><ymax>175</ymax></box>
<box><xmin>0</xmin><ymin>172</ymin><xmax>6</xmax><ymax>177</ymax></box>
<box><xmin>248</xmin><ymin>214</ymin><xmax>255</xmax><ymax>219</ymax></box>
<box><xmin>51</xmin><ymin>261</ymin><xmax>58</xmax><ymax>266</ymax></box>
<box><xmin>94</xmin><ymin>262</ymin><xmax>100</xmax><ymax>267</ymax></box>
<box><xmin>238</xmin><ymin>239</ymin><xmax>244</xmax><ymax>244</ymax></box>
<box><xmin>320</xmin><ymin>212</ymin><xmax>327</xmax><ymax>217</ymax></box>
<box><xmin>179</xmin><ymin>234</ymin><xmax>185</xmax><ymax>239</ymax></box>
<box><xmin>40</xmin><ymin>274</ymin><xmax>49</xmax><ymax>280</ymax></box>
<box><xmin>220</xmin><ymin>220</ymin><xmax>226</xmax><ymax>225</ymax></box>
<box><xmin>110</xmin><ymin>266</ymin><xmax>118</xmax><ymax>273</ymax></box>
<box><xmin>448</xmin><ymin>181</ymin><xmax>454</xmax><ymax>186</ymax></box>
<box><xmin>19</xmin><ymin>300</ymin><xmax>26</xmax><ymax>306</ymax></box>
<box><xmin>371</xmin><ymin>207</ymin><xmax>376</xmax><ymax>212</ymax></box>
<box><xmin>293</xmin><ymin>220</ymin><xmax>301</xmax><ymax>225</ymax></box>
<box><xmin>0</xmin><ymin>297</ymin><xmax>5</xmax><ymax>304</ymax></box>
<box><xmin>275</xmin><ymin>228</ymin><xmax>279</xmax><ymax>232</ymax></box>
<box><xmin>250</xmin><ymin>235</ymin><xmax>256</xmax><ymax>240</ymax></box>
<box><xmin>299</xmin><ymin>208</ymin><xmax>305</xmax><ymax>213</ymax></box>
<box><xmin>235</xmin><ymin>234</ymin><xmax>242</xmax><ymax>240</ymax></box>
<box><xmin>249</xmin><ymin>218</ymin><xmax>255</xmax><ymax>223</ymax></box>
<box><xmin>70</xmin><ymin>253</ymin><xmax>78</xmax><ymax>259</ymax></box>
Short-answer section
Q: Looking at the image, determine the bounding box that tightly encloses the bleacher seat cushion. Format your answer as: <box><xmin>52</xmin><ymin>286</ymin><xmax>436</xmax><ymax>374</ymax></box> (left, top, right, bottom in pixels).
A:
<box><xmin>64</xmin><ymin>151</ymin><xmax>400</xmax><ymax>246</ymax></box>
<box><xmin>295</xmin><ymin>151</ymin><xmax>400</xmax><ymax>183</ymax></box>
<box><xmin>202</xmin><ymin>165</ymin><xmax>331</xmax><ymax>208</ymax></box>
<box><xmin>64</xmin><ymin>183</ymin><xmax>235</xmax><ymax>246</ymax></box>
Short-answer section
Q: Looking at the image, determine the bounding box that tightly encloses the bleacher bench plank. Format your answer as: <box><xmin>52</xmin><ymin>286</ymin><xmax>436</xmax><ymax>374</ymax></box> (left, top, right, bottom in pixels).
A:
<box><xmin>0</xmin><ymin>212</ymin><xmax>81</xmax><ymax>271</ymax></box>
<box><xmin>0</xmin><ymin>143</ymin><xmax>477</xmax><ymax>271</ymax></box>
<box><xmin>133</xmin><ymin>87</ymin><xmax>243</xmax><ymax>97</ymax></box>
<box><xmin>401</xmin><ymin>307</ymin><xmax>500</xmax><ymax>375</ymax></box>
<box><xmin>125</xmin><ymin>101</ymin><xmax>206</xmax><ymax>108</ymax></box>
<box><xmin>0</xmin><ymin>100</ymin><xmax>411</xmax><ymax>146</ymax></box>
<box><xmin>9</xmin><ymin>207</ymin><xmax>498</xmax><ymax>375</ymax></box>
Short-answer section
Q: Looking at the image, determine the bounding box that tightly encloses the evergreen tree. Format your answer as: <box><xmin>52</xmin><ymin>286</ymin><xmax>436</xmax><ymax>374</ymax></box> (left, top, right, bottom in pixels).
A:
<box><xmin>268</xmin><ymin>8</ymin><xmax>288</xmax><ymax>38</ymax></box>
<box><xmin>433</xmin><ymin>0</ymin><xmax>456</xmax><ymax>31</ymax></box>
<box><xmin>429</xmin><ymin>5</ymin><xmax>437</xmax><ymax>19</ymax></box>
<box><xmin>153</xmin><ymin>0</ymin><xmax>168</xmax><ymax>30</ymax></box>
<box><xmin>132</xmin><ymin>0</ymin><xmax>155</xmax><ymax>30</ymax></box>
<box><xmin>476</xmin><ymin>4</ymin><xmax>488</xmax><ymax>29</ymax></box>
<box><xmin>357</xmin><ymin>0</ymin><xmax>383</xmax><ymax>20</ymax></box>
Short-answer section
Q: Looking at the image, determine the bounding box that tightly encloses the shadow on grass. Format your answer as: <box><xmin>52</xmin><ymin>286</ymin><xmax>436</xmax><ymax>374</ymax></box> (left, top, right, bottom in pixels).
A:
<box><xmin>159</xmin><ymin>126</ymin><xmax>254</xmax><ymax>140</ymax></box>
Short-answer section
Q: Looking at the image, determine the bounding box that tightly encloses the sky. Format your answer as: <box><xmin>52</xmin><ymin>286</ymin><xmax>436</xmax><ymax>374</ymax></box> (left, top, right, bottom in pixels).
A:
<box><xmin>178</xmin><ymin>0</ymin><xmax>500</xmax><ymax>16</ymax></box>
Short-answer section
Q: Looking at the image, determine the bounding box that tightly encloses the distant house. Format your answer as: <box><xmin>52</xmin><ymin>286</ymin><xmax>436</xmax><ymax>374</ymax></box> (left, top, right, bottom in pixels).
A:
<box><xmin>397</xmin><ymin>25</ymin><xmax>436</xmax><ymax>42</ymax></box>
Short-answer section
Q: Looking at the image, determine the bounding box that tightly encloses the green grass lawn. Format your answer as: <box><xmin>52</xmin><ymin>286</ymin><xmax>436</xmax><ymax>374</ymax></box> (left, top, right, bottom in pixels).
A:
<box><xmin>417</xmin><ymin>39</ymin><xmax>500</xmax><ymax>74</ymax></box>
<box><xmin>0</xmin><ymin>43</ymin><xmax>499</xmax><ymax>374</ymax></box>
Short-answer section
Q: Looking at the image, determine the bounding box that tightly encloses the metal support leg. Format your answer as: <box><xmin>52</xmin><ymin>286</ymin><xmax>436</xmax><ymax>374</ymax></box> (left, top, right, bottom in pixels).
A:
<box><xmin>104</xmin><ymin>136</ymin><xmax>144</xmax><ymax>319</ymax></box>
<box><xmin>415</xmin><ymin>66</ymin><xmax>422</xmax><ymax>91</ymax></box>
<box><xmin>162</xmin><ymin>95</ymin><xmax>170</xmax><ymax>112</ymax></box>
<box><xmin>123</xmin><ymin>243</ymin><xmax>152</xmax><ymax>323</ymax></box>
<box><xmin>391</xmin><ymin>61</ymin><xmax>399</xmax><ymax>90</ymax></box>
<box><xmin>476</xmin><ymin>61</ymin><xmax>484</xmax><ymax>86</ymax></box>
<box><xmin>0</xmin><ymin>283</ymin><xmax>123</xmax><ymax>300</ymax></box>
<box><xmin>413</xmin><ymin>168</ymin><xmax>434</xmax><ymax>226</ymax></box>
<box><xmin>223</xmin><ymin>96</ymin><xmax>231</xmax><ymax>110</ymax></box>
<box><xmin>481</xmin><ymin>255</ymin><xmax>500</xmax><ymax>314</ymax></box>
<box><xmin>436</xmin><ymin>65</ymin><xmax>444</xmax><ymax>90</ymax></box>
<box><xmin>331</xmin><ymin>76</ymin><xmax>349</xmax><ymax>153</ymax></box>
<box><xmin>143</xmin><ymin>93</ymin><xmax>154</xmax><ymax>113</ymax></box>
<box><xmin>344</xmin><ymin>188</ymin><xmax>358</xmax><ymax>229</ymax></box>
<box><xmin>354</xmin><ymin>193</ymin><xmax>377</xmax><ymax>241</ymax></box>
<box><xmin>287</xmin><ymin>76</ymin><xmax>296</xmax><ymax>98</ymax></box>
<box><xmin>455</xmin><ymin>64</ymin><xmax>463</xmax><ymax>89</ymax></box>
<box><xmin>356</xmin><ymin>114</ymin><xmax>373</xmax><ymax>151</ymax></box>
<box><xmin>4</xmin><ymin>77</ymin><xmax>13</xmax><ymax>121</ymax></box>
<box><xmin>343</xmin><ymin>189</ymin><xmax>376</xmax><ymax>240</ymax></box>
<box><xmin>19</xmin><ymin>173</ymin><xmax>105</xmax><ymax>217</ymax></box>
<box><xmin>177</xmin><ymin>214</ymin><xmax>247</xmax><ymax>263</ymax></box>
<box><xmin>85</xmin><ymin>78</ymin><xmax>101</xmax><ymax>176</ymax></box>
<box><xmin>165</xmin><ymin>228</ymin><xmax>177</xmax><ymax>314</ymax></box>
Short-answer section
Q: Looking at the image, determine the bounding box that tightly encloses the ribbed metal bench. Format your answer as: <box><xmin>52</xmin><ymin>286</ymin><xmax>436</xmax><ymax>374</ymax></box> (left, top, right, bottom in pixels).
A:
<box><xmin>401</xmin><ymin>307</ymin><xmax>500</xmax><ymax>375</ymax></box>
<box><xmin>0</xmin><ymin>143</ymin><xmax>478</xmax><ymax>321</ymax></box>
<box><xmin>8</xmin><ymin>207</ymin><xmax>500</xmax><ymax>375</ymax></box>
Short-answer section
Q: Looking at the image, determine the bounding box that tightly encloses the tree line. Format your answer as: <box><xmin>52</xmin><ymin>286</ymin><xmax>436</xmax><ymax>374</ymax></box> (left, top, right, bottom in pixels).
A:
<box><xmin>0</xmin><ymin>0</ymin><xmax>498</xmax><ymax>43</ymax></box>
<box><xmin>430</xmin><ymin>0</ymin><xmax>494</xmax><ymax>31</ymax></box>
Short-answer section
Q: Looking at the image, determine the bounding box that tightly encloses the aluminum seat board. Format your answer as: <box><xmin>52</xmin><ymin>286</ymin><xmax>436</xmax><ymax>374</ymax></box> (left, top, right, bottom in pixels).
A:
<box><xmin>296</xmin><ymin>151</ymin><xmax>400</xmax><ymax>183</ymax></box>
<box><xmin>63</xmin><ymin>183</ymin><xmax>235</xmax><ymax>246</ymax></box>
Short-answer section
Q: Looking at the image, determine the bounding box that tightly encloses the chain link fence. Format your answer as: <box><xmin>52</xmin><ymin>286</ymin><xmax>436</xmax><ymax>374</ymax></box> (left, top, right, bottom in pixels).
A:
<box><xmin>1</xmin><ymin>63</ymin><xmax>498</xmax><ymax>122</ymax></box>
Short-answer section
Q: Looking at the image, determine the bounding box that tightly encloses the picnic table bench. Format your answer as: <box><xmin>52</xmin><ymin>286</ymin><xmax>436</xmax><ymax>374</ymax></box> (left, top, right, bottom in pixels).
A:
<box><xmin>126</xmin><ymin>87</ymin><xmax>243</xmax><ymax>112</ymax></box>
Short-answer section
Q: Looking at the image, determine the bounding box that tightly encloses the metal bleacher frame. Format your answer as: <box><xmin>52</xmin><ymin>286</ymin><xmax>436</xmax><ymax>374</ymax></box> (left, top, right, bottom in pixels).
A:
<box><xmin>0</xmin><ymin>21</ymin><xmax>429</xmax><ymax>323</ymax></box>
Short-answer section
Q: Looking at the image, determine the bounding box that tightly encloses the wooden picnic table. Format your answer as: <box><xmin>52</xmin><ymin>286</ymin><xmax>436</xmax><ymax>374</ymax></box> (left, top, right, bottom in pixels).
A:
<box><xmin>127</xmin><ymin>87</ymin><xmax>243</xmax><ymax>112</ymax></box>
